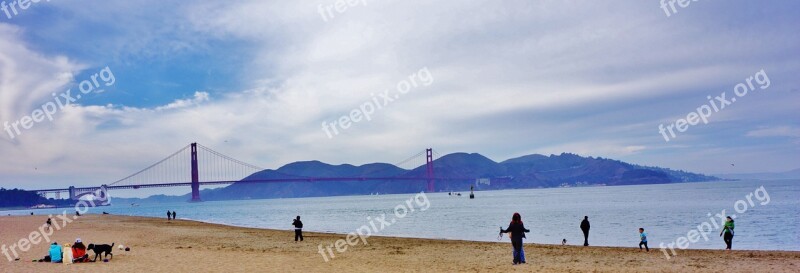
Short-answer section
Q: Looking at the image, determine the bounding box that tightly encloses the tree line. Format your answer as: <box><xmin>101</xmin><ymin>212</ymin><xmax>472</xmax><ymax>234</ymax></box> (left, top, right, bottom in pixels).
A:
<box><xmin>0</xmin><ymin>188</ymin><xmax>74</xmax><ymax>208</ymax></box>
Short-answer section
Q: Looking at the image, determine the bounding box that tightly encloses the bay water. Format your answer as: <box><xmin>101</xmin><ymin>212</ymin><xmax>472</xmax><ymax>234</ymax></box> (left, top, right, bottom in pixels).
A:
<box><xmin>3</xmin><ymin>179</ymin><xmax>798</xmax><ymax>251</ymax></box>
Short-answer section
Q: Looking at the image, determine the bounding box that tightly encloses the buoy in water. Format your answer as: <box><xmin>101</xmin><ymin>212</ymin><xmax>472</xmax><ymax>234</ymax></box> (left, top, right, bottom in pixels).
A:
<box><xmin>469</xmin><ymin>185</ymin><xmax>475</xmax><ymax>199</ymax></box>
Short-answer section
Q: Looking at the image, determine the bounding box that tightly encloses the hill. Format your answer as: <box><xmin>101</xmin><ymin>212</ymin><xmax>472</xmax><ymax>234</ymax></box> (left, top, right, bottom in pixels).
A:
<box><xmin>173</xmin><ymin>152</ymin><xmax>720</xmax><ymax>201</ymax></box>
<box><xmin>714</xmin><ymin>168</ymin><xmax>800</xmax><ymax>180</ymax></box>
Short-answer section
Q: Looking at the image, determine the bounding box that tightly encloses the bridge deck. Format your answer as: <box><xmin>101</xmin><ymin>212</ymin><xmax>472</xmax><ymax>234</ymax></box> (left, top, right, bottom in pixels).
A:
<box><xmin>33</xmin><ymin>177</ymin><xmax>479</xmax><ymax>193</ymax></box>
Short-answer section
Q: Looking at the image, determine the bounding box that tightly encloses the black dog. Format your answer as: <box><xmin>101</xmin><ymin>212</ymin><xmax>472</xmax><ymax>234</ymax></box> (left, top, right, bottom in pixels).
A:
<box><xmin>87</xmin><ymin>243</ymin><xmax>114</xmax><ymax>262</ymax></box>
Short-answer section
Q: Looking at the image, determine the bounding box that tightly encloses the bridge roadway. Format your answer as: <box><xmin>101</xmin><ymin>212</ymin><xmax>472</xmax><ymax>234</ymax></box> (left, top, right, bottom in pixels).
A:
<box><xmin>33</xmin><ymin>176</ymin><xmax>478</xmax><ymax>194</ymax></box>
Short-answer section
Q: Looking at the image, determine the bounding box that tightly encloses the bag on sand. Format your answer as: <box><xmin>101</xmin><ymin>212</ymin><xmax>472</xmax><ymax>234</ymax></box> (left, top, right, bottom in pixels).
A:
<box><xmin>62</xmin><ymin>245</ymin><xmax>73</xmax><ymax>264</ymax></box>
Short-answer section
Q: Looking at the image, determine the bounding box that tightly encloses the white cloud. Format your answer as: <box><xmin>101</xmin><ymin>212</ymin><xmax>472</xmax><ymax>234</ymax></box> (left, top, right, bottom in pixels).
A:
<box><xmin>0</xmin><ymin>24</ymin><xmax>83</xmax><ymax>124</ymax></box>
<box><xmin>746</xmin><ymin>126</ymin><xmax>800</xmax><ymax>138</ymax></box>
<box><xmin>155</xmin><ymin>91</ymin><xmax>210</xmax><ymax>111</ymax></box>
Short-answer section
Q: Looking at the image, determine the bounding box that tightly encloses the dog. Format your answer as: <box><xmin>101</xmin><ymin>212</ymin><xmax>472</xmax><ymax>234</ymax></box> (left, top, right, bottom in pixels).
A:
<box><xmin>87</xmin><ymin>243</ymin><xmax>114</xmax><ymax>262</ymax></box>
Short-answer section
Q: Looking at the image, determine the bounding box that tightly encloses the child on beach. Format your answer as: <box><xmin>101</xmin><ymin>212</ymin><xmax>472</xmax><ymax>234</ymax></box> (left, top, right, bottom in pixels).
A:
<box><xmin>500</xmin><ymin>212</ymin><xmax>530</xmax><ymax>265</ymax></box>
<box><xmin>638</xmin><ymin>228</ymin><xmax>649</xmax><ymax>252</ymax></box>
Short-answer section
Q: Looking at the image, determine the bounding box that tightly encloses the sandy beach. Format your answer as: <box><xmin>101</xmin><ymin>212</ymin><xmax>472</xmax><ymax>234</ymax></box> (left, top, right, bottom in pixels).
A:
<box><xmin>0</xmin><ymin>214</ymin><xmax>797</xmax><ymax>272</ymax></box>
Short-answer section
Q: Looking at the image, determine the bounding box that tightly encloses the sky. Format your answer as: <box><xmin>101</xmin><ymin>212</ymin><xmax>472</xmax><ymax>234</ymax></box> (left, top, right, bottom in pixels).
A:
<box><xmin>0</xmin><ymin>0</ymin><xmax>798</xmax><ymax>197</ymax></box>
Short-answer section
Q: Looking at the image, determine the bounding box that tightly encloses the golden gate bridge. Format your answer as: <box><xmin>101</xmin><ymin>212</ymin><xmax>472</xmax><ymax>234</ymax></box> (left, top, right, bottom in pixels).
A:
<box><xmin>32</xmin><ymin>143</ymin><xmax>465</xmax><ymax>202</ymax></box>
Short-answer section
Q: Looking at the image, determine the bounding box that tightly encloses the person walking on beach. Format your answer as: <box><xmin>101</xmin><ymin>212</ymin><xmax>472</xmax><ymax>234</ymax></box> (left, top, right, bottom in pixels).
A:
<box><xmin>580</xmin><ymin>216</ymin><xmax>590</xmax><ymax>246</ymax></box>
<box><xmin>172</xmin><ymin>211</ymin><xmax>176</xmax><ymax>220</ymax></box>
<box><xmin>167</xmin><ymin>210</ymin><xmax>171</xmax><ymax>221</ymax></box>
<box><xmin>292</xmin><ymin>216</ymin><xmax>304</xmax><ymax>242</ymax></box>
<box><xmin>46</xmin><ymin>218</ymin><xmax>52</xmax><ymax>229</ymax></box>
<box><xmin>720</xmin><ymin>216</ymin><xmax>735</xmax><ymax>250</ymax></box>
<box><xmin>638</xmin><ymin>228</ymin><xmax>649</xmax><ymax>252</ymax></box>
<box><xmin>500</xmin><ymin>212</ymin><xmax>530</xmax><ymax>265</ymax></box>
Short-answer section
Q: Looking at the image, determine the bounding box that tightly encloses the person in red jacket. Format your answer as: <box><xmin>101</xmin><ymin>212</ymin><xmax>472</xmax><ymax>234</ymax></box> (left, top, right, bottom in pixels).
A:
<box><xmin>72</xmin><ymin>238</ymin><xmax>89</xmax><ymax>263</ymax></box>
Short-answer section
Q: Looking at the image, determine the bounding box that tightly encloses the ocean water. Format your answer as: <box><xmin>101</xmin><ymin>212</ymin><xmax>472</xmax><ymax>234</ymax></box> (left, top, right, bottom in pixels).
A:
<box><xmin>3</xmin><ymin>179</ymin><xmax>798</xmax><ymax>251</ymax></box>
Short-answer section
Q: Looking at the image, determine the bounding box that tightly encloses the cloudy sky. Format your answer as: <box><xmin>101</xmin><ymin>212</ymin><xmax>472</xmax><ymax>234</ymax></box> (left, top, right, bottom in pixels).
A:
<box><xmin>0</xmin><ymin>0</ymin><xmax>798</xmax><ymax>197</ymax></box>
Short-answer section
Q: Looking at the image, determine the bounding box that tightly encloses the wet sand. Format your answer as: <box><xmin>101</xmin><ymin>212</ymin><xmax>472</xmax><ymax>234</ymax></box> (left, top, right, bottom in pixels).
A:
<box><xmin>1</xmin><ymin>215</ymin><xmax>798</xmax><ymax>272</ymax></box>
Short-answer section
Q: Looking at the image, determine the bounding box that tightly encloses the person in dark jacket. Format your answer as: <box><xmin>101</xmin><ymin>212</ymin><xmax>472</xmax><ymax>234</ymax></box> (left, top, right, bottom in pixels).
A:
<box><xmin>292</xmin><ymin>216</ymin><xmax>304</xmax><ymax>242</ymax></box>
<box><xmin>580</xmin><ymin>216</ymin><xmax>590</xmax><ymax>246</ymax></box>
<box><xmin>500</xmin><ymin>212</ymin><xmax>530</xmax><ymax>264</ymax></box>
<box><xmin>167</xmin><ymin>210</ymin><xmax>171</xmax><ymax>221</ymax></box>
<box><xmin>720</xmin><ymin>216</ymin><xmax>734</xmax><ymax>250</ymax></box>
<box><xmin>172</xmin><ymin>211</ymin><xmax>176</xmax><ymax>220</ymax></box>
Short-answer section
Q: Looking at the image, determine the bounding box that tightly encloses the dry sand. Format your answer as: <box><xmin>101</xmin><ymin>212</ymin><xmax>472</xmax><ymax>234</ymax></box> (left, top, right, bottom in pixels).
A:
<box><xmin>0</xmin><ymin>214</ymin><xmax>797</xmax><ymax>272</ymax></box>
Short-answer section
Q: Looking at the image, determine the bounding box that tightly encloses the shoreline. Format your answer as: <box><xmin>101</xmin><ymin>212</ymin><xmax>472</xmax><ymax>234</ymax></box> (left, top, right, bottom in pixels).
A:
<box><xmin>1</xmin><ymin>215</ymin><xmax>798</xmax><ymax>272</ymax></box>
<box><xmin>166</xmin><ymin>216</ymin><xmax>799</xmax><ymax>252</ymax></box>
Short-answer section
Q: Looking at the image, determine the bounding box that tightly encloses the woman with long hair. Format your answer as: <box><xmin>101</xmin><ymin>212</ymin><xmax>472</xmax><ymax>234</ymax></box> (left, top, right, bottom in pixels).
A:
<box><xmin>500</xmin><ymin>212</ymin><xmax>530</xmax><ymax>264</ymax></box>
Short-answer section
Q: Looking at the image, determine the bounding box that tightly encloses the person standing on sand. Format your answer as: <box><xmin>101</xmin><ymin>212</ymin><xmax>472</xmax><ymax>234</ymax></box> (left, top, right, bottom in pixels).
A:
<box><xmin>500</xmin><ymin>212</ymin><xmax>530</xmax><ymax>265</ymax></box>
<box><xmin>46</xmin><ymin>218</ymin><xmax>52</xmax><ymax>229</ymax></box>
<box><xmin>172</xmin><ymin>211</ymin><xmax>177</xmax><ymax>220</ymax></box>
<box><xmin>720</xmin><ymin>216</ymin><xmax>734</xmax><ymax>250</ymax></box>
<box><xmin>638</xmin><ymin>228</ymin><xmax>649</xmax><ymax>252</ymax></box>
<box><xmin>292</xmin><ymin>216</ymin><xmax>304</xmax><ymax>242</ymax></box>
<box><xmin>580</xmin><ymin>216</ymin><xmax>590</xmax><ymax>246</ymax></box>
<box><xmin>167</xmin><ymin>210</ymin><xmax>171</xmax><ymax>221</ymax></box>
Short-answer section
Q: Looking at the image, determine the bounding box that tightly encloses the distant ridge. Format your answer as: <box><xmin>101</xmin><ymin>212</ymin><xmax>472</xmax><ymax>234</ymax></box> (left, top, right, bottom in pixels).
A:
<box><xmin>117</xmin><ymin>151</ymin><xmax>719</xmax><ymax>203</ymax></box>
<box><xmin>714</xmin><ymin>168</ymin><xmax>800</xmax><ymax>180</ymax></box>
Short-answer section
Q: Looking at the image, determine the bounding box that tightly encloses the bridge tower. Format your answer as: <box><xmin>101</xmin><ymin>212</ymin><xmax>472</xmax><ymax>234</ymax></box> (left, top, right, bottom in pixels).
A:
<box><xmin>426</xmin><ymin>148</ymin><xmax>434</xmax><ymax>192</ymax></box>
<box><xmin>69</xmin><ymin>186</ymin><xmax>77</xmax><ymax>200</ymax></box>
<box><xmin>190</xmin><ymin>143</ymin><xmax>201</xmax><ymax>202</ymax></box>
<box><xmin>98</xmin><ymin>184</ymin><xmax>111</xmax><ymax>205</ymax></box>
